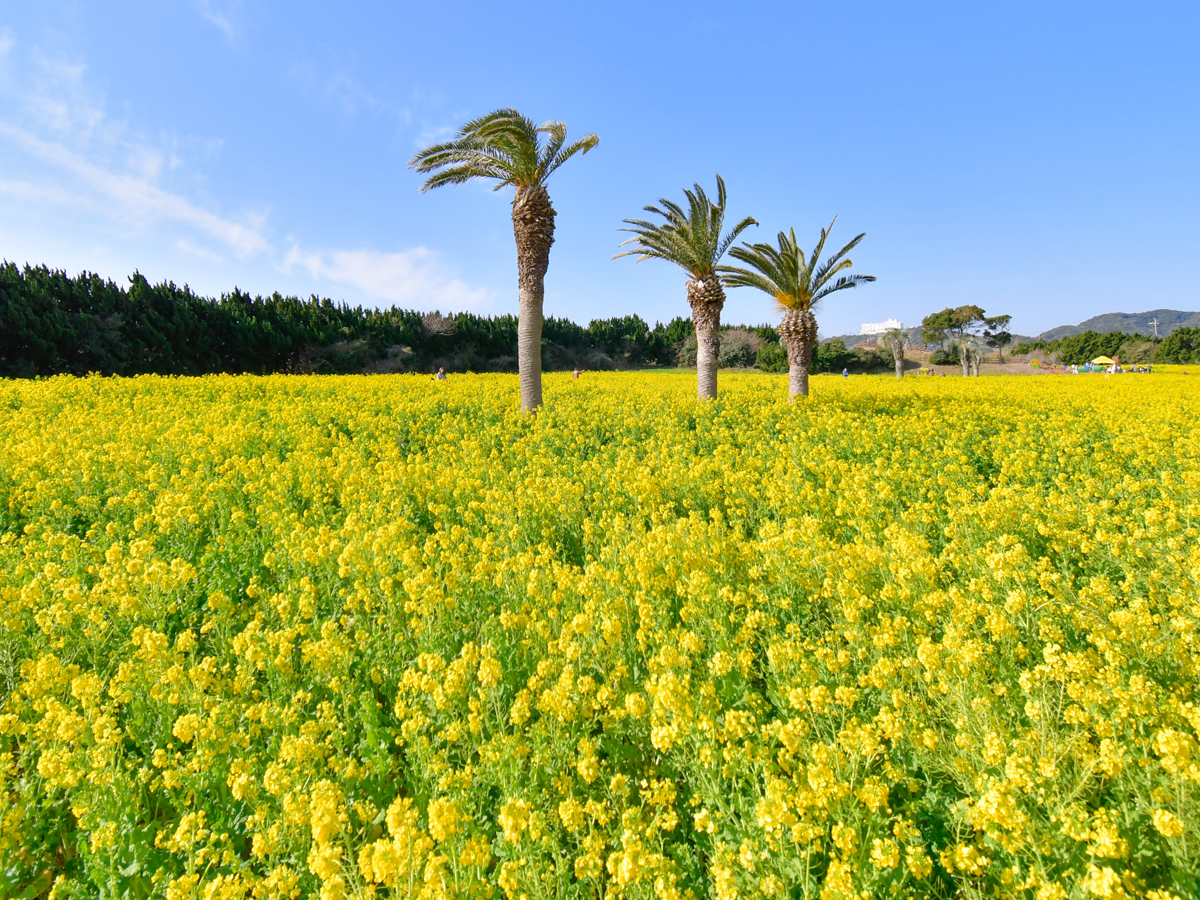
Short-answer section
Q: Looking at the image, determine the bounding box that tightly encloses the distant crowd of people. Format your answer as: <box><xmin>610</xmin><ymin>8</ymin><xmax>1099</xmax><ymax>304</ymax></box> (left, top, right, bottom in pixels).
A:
<box><xmin>1065</xmin><ymin>363</ymin><xmax>1152</xmax><ymax>374</ymax></box>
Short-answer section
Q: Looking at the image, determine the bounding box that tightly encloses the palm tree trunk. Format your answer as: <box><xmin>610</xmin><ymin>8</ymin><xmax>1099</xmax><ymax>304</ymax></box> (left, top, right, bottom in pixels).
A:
<box><xmin>687</xmin><ymin>277</ymin><xmax>725</xmax><ymax>400</ymax></box>
<box><xmin>894</xmin><ymin>352</ymin><xmax>903</xmax><ymax>379</ymax></box>
<box><xmin>512</xmin><ymin>185</ymin><xmax>556</xmax><ymax>411</ymax></box>
<box><xmin>787</xmin><ymin>338</ymin><xmax>813</xmax><ymax>399</ymax></box>
<box><xmin>779</xmin><ymin>308</ymin><xmax>817</xmax><ymax>401</ymax></box>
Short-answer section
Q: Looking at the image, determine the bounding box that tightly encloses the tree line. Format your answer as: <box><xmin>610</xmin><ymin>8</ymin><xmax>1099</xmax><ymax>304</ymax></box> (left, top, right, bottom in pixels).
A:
<box><xmin>0</xmin><ymin>262</ymin><xmax>699</xmax><ymax>378</ymax></box>
<box><xmin>1013</xmin><ymin>329</ymin><xmax>1200</xmax><ymax>365</ymax></box>
<box><xmin>1</xmin><ymin>261</ymin><xmax>900</xmax><ymax>380</ymax></box>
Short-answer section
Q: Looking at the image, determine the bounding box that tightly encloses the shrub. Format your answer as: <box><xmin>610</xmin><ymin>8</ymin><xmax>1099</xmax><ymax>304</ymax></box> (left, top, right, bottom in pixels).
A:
<box><xmin>675</xmin><ymin>329</ymin><xmax>762</xmax><ymax>368</ymax></box>
<box><xmin>756</xmin><ymin>342</ymin><xmax>787</xmax><ymax>373</ymax></box>
<box><xmin>813</xmin><ymin>338</ymin><xmax>854</xmax><ymax>373</ymax></box>
<box><xmin>930</xmin><ymin>345</ymin><xmax>961</xmax><ymax>366</ymax></box>
<box><xmin>717</xmin><ymin>329</ymin><xmax>760</xmax><ymax>368</ymax></box>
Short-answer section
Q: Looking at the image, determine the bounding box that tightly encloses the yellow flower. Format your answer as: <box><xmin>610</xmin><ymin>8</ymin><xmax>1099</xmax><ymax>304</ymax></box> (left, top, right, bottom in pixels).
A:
<box><xmin>1151</xmin><ymin>809</ymin><xmax>1183</xmax><ymax>839</ymax></box>
<box><xmin>870</xmin><ymin>837</ymin><xmax>900</xmax><ymax>869</ymax></box>
<box><xmin>426</xmin><ymin>797</ymin><xmax>460</xmax><ymax>842</ymax></box>
<box><xmin>499</xmin><ymin>798</ymin><xmax>531</xmax><ymax>842</ymax></box>
<box><xmin>171</xmin><ymin>714</ymin><xmax>201</xmax><ymax>744</ymax></box>
<box><xmin>308</xmin><ymin>781</ymin><xmax>345</xmax><ymax>845</ymax></box>
<box><xmin>5</xmin><ymin>371</ymin><xmax>1200</xmax><ymax>898</ymax></box>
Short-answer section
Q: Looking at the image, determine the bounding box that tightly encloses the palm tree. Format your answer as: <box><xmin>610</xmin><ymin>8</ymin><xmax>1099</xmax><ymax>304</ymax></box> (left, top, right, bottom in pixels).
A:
<box><xmin>409</xmin><ymin>109</ymin><xmax>598</xmax><ymax>411</ymax></box>
<box><xmin>878</xmin><ymin>328</ymin><xmax>908</xmax><ymax>379</ymax></box>
<box><xmin>614</xmin><ymin>176</ymin><xmax>756</xmax><ymax>399</ymax></box>
<box><xmin>953</xmin><ymin>336</ymin><xmax>980</xmax><ymax>376</ymax></box>
<box><xmin>720</xmin><ymin>218</ymin><xmax>874</xmax><ymax>400</ymax></box>
<box><xmin>964</xmin><ymin>339</ymin><xmax>981</xmax><ymax>376</ymax></box>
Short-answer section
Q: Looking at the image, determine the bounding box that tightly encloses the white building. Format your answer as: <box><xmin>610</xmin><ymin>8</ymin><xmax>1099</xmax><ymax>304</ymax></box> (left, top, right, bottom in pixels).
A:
<box><xmin>859</xmin><ymin>319</ymin><xmax>904</xmax><ymax>335</ymax></box>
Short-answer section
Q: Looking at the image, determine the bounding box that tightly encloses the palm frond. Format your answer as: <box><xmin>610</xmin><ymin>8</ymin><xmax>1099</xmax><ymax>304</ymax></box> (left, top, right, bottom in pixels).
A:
<box><xmin>544</xmin><ymin>134</ymin><xmax>599</xmax><ymax>179</ymax></box>
<box><xmin>812</xmin><ymin>233</ymin><xmax>866</xmax><ymax>287</ymax></box>
<box><xmin>655</xmin><ymin>198</ymin><xmax>689</xmax><ymax>225</ymax></box>
<box><xmin>613</xmin><ymin>175</ymin><xmax>755</xmax><ymax>276</ymax></box>
<box><xmin>811</xmin><ymin>273</ymin><xmax>876</xmax><ymax>303</ymax></box>
<box><xmin>537</xmin><ymin>126</ymin><xmax>566</xmax><ymax>178</ymax></box>
<box><xmin>714</xmin><ymin>216</ymin><xmax>759</xmax><ymax>265</ymax></box>
<box><xmin>417</xmin><ymin>162</ymin><xmax>510</xmax><ymax>191</ymax></box>
<box><xmin>722</xmin><ymin>219</ymin><xmax>874</xmax><ymax>318</ymax></box>
<box><xmin>722</xmin><ymin>241</ymin><xmax>787</xmax><ymax>288</ymax></box>
<box><xmin>718</xmin><ymin>267</ymin><xmax>782</xmax><ymax>297</ymax></box>
<box><xmin>408</xmin><ymin>108</ymin><xmax>596</xmax><ymax>193</ymax></box>
<box><xmin>713</xmin><ymin>174</ymin><xmax>728</xmax><ymax>211</ymax></box>
<box><xmin>806</xmin><ymin>216</ymin><xmax>837</xmax><ymax>285</ymax></box>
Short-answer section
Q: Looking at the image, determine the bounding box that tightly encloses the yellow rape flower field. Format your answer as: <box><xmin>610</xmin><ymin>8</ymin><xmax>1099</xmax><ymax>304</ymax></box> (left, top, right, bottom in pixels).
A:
<box><xmin>1</xmin><ymin>372</ymin><xmax>1198</xmax><ymax>900</ymax></box>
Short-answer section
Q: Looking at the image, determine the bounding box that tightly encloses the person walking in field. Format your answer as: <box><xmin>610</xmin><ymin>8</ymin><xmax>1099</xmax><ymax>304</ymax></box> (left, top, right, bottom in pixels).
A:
<box><xmin>436</xmin><ymin>367</ymin><xmax>447</xmax><ymax>380</ymax></box>
<box><xmin>573</xmin><ymin>368</ymin><xmax>580</xmax><ymax>379</ymax></box>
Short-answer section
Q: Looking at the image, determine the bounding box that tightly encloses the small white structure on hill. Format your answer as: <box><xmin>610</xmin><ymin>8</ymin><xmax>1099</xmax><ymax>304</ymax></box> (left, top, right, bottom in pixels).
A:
<box><xmin>860</xmin><ymin>319</ymin><xmax>904</xmax><ymax>335</ymax></box>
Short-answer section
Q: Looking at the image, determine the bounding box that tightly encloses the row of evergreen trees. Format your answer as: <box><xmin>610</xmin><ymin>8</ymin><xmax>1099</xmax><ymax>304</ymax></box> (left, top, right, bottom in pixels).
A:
<box><xmin>1</xmin><ymin>263</ymin><xmax>705</xmax><ymax>378</ymax></box>
<box><xmin>21</xmin><ymin>261</ymin><xmax>1118</xmax><ymax>378</ymax></box>
<box><xmin>1013</xmin><ymin>329</ymin><xmax>1200</xmax><ymax>365</ymax></box>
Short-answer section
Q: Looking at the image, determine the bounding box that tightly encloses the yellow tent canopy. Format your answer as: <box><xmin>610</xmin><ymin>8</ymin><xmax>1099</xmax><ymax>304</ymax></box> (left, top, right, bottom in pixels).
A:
<box><xmin>1092</xmin><ymin>356</ymin><xmax>1115</xmax><ymax>365</ymax></box>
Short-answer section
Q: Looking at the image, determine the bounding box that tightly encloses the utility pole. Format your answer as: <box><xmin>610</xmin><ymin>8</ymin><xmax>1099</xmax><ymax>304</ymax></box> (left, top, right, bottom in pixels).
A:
<box><xmin>1150</xmin><ymin>318</ymin><xmax>1160</xmax><ymax>339</ymax></box>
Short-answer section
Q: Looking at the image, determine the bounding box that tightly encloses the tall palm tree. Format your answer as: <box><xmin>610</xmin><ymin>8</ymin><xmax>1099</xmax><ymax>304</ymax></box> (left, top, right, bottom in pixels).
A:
<box><xmin>409</xmin><ymin>109</ymin><xmax>598</xmax><ymax>411</ymax></box>
<box><xmin>614</xmin><ymin>176</ymin><xmax>756</xmax><ymax>399</ymax></box>
<box><xmin>720</xmin><ymin>218</ymin><xmax>874</xmax><ymax>400</ymax></box>
<box><xmin>878</xmin><ymin>328</ymin><xmax>908</xmax><ymax>380</ymax></box>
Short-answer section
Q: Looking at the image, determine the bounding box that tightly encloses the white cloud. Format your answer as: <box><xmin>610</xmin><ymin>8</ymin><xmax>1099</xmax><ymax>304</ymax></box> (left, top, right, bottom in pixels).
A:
<box><xmin>288</xmin><ymin>54</ymin><xmax>413</xmax><ymax>124</ymax></box>
<box><xmin>415</xmin><ymin>122</ymin><xmax>455</xmax><ymax>148</ymax></box>
<box><xmin>175</xmin><ymin>239</ymin><xmax>226</xmax><ymax>265</ymax></box>
<box><xmin>0</xmin><ymin>29</ymin><xmax>493</xmax><ymax>312</ymax></box>
<box><xmin>323</xmin><ymin>72</ymin><xmax>378</xmax><ymax>115</ymax></box>
<box><xmin>195</xmin><ymin>0</ymin><xmax>243</xmax><ymax>40</ymax></box>
<box><xmin>0</xmin><ymin>122</ymin><xmax>271</xmax><ymax>257</ymax></box>
<box><xmin>0</xmin><ymin>175</ymin><xmax>85</xmax><ymax>207</ymax></box>
<box><xmin>0</xmin><ymin>36</ymin><xmax>271</xmax><ymax>260</ymax></box>
<box><xmin>283</xmin><ymin>245</ymin><xmax>493</xmax><ymax>311</ymax></box>
<box><xmin>22</xmin><ymin>57</ymin><xmax>105</xmax><ymax>139</ymax></box>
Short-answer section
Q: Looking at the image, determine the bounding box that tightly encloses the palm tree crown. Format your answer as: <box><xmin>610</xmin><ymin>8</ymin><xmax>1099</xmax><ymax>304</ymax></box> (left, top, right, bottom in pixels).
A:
<box><xmin>408</xmin><ymin>109</ymin><xmax>598</xmax><ymax>192</ymax></box>
<box><xmin>613</xmin><ymin>175</ymin><xmax>756</xmax><ymax>277</ymax></box>
<box><xmin>719</xmin><ymin>217</ymin><xmax>875</xmax><ymax>314</ymax></box>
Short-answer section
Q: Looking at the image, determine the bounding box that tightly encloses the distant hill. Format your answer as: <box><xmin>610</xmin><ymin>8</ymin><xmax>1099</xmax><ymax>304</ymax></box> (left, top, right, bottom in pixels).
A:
<box><xmin>1038</xmin><ymin>309</ymin><xmax>1200</xmax><ymax>341</ymax></box>
<box><xmin>820</xmin><ymin>308</ymin><xmax>1200</xmax><ymax>348</ymax></box>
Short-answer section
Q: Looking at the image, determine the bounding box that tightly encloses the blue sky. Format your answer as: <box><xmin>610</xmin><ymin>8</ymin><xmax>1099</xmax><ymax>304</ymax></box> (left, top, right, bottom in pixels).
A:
<box><xmin>2</xmin><ymin>2</ymin><xmax>1197</xmax><ymax>338</ymax></box>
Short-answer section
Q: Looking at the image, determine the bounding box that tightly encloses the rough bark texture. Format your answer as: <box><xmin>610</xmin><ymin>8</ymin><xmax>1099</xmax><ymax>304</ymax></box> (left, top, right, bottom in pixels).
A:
<box><xmin>687</xmin><ymin>277</ymin><xmax>725</xmax><ymax>400</ymax></box>
<box><xmin>883</xmin><ymin>338</ymin><xmax>904</xmax><ymax>379</ymax></box>
<box><xmin>512</xmin><ymin>185</ymin><xmax>556</xmax><ymax>411</ymax></box>
<box><xmin>779</xmin><ymin>308</ymin><xmax>818</xmax><ymax>401</ymax></box>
